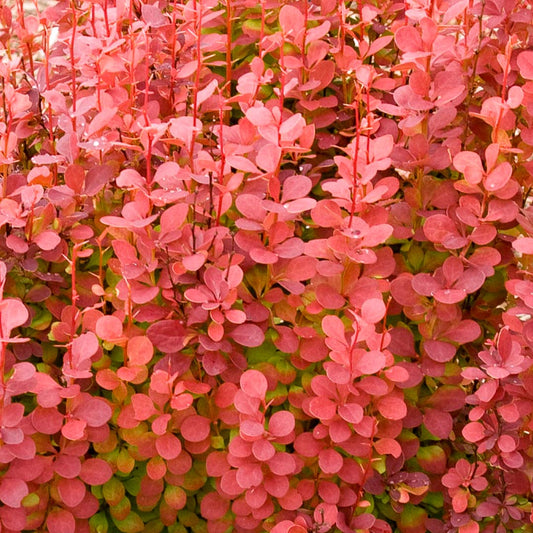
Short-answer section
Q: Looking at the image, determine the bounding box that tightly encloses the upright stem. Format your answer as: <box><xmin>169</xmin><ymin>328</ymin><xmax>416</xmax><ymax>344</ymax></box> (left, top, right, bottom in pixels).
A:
<box><xmin>70</xmin><ymin>2</ymin><xmax>78</xmax><ymax>131</ymax></box>
<box><xmin>189</xmin><ymin>0</ymin><xmax>202</xmax><ymax>172</ymax></box>
<box><xmin>349</xmin><ymin>99</ymin><xmax>361</xmax><ymax>225</ymax></box>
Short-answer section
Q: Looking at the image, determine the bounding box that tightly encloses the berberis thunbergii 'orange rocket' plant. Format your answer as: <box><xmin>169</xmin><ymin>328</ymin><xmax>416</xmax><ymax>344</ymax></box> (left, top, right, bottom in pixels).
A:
<box><xmin>0</xmin><ymin>0</ymin><xmax>532</xmax><ymax>532</ymax></box>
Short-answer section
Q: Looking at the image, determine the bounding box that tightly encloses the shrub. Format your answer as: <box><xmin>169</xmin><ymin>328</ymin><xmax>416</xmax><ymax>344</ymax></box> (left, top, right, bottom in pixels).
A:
<box><xmin>0</xmin><ymin>0</ymin><xmax>531</xmax><ymax>532</ymax></box>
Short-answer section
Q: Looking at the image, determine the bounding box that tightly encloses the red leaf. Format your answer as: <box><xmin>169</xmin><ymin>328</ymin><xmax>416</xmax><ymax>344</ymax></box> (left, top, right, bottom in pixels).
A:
<box><xmin>156</xmin><ymin>433</ymin><xmax>182</xmax><ymax>460</ymax></box>
<box><xmin>230</xmin><ymin>324</ymin><xmax>265</xmax><ymax>347</ymax></box>
<box><xmin>0</xmin><ymin>478</ymin><xmax>28</xmax><ymax>507</ymax></box>
<box><xmin>249</xmin><ymin>247</ymin><xmax>279</xmax><ymax>264</ymax></box>
<box><xmin>374</xmin><ymin>438</ymin><xmax>402</xmax><ymax>458</ymax></box>
<box><xmin>0</xmin><ymin>299</ymin><xmax>28</xmax><ymax>337</ymax></box>
<box><xmin>423</xmin><ymin>214</ymin><xmax>459</xmax><ymax>244</ymax></box>
<box><xmin>462</xmin><ymin>421</ymin><xmax>485</xmax><ymax>442</ymax></box>
<box><xmin>31</xmin><ymin>407</ymin><xmax>64</xmax><ymax>434</ymax></box>
<box><xmin>311</xmin><ymin>200</ymin><xmax>344</xmax><ymax>228</ymax></box>
<box><xmin>424</xmin><ymin>409</ymin><xmax>453</xmax><ymax>439</ymax></box>
<box><xmin>252</xmin><ymin>438</ymin><xmax>276</xmax><ymax>461</ymax></box>
<box><xmin>95</xmin><ymin>315</ymin><xmax>123</xmax><ymax>341</ymax></box>
<box><xmin>279</xmin><ymin>5</ymin><xmax>304</xmax><ymax>35</ymax></box>
<box><xmin>256</xmin><ymin>144</ymin><xmax>281</xmax><ymax>173</ymax></box>
<box><xmin>268</xmin><ymin>452</ymin><xmax>297</xmax><ymax>476</ymax></box>
<box><xmin>361</xmin><ymin>298</ymin><xmax>386</xmax><ymax>323</ymax></box>
<box><xmin>74</xmin><ymin>397</ymin><xmax>112</xmax><ymax>427</ymax></box>
<box><xmin>33</xmin><ymin>230</ymin><xmax>61</xmax><ymax>251</ymax></box>
<box><xmin>147</xmin><ymin>320</ymin><xmax>185</xmax><ymax>353</ymax></box>
<box><xmin>61</xmin><ymin>419</ymin><xmax>86</xmax><ymax>441</ymax></box>
<box><xmin>200</xmin><ymin>492</ymin><xmax>229</xmax><ymax>521</ymax></box>
<box><xmin>484</xmin><ymin>162</ymin><xmax>512</xmax><ymax>191</ymax></box>
<box><xmin>318</xmin><ymin>449</ymin><xmax>343</xmax><ymax>474</ymax></box>
<box><xmin>518</xmin><ymin>50</ymin><xmax>533</xmax><ymax>79</ymax></box>
<box><xmin>180</xmin><ymin>415</ymin><xmax>211</xmax><ymax>442</ymax></box>
<box><xmin>268</xmin><ymin>411</ymin><xmax>295</xmax><ymax>437</ymax></box>
<box><xmin>126</xmin><ymin>336</ymin><xmax>153</xmax><ymax>366</ymax></box>
<box><xmin>424</xmin><ymin>340</ymin><xmax>456</xmax><ymax>362</ymax></box>
<box><xmin>395</xmin><ymin>25</ymin><xmax>422</xmax><ymax>52</ymax></box>
<box><xmin>79</xmin><ymin>458</ymin><xmax>112</xmax><ymax>485</ymax></box>
<box><xmin>240</xmin><ymin>369</ymin><xmax>268</xmax><ymax>399</ymax></box>
<box><xmin>46</xmin><ymin>509</ymin><xmax>75</xmax><ymax>533</ymax></box>
<box><xmin>356</xmin><ymin>350</ymin><xmax>386</xmax><ymax>375</ymax></box>
<box><xmin>308</xmin><ymin>397</ymin><xmax>337</xmax><ymax>420</ymax></box>
<box><xmin>377</xmin><ymin>396</ymin><xmax>407</xmax><ymax>420</ymax></box>
<box><xmin>57</xmin><ymin>478</ymin><xmax>86</xmax><ymax>508</ymax></box>
<box><xmin>513</xmin><ymin>237</ymin><xmax>533</xmax><ymax>254</ymax></box>
<box><xmin>337</xmin><ymin>403</ymin><xmax>363</xmax><ymax>424</ymax></box>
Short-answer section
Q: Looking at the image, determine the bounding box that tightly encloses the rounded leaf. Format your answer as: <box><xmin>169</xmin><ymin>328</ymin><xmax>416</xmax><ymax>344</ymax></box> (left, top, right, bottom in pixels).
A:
<box><xmin>95</xmin><ymin>315</ymin><xmax>123</xmax><ymax>341</ymax></box>
<box><xmin>230</xmin><ymin>324</ymin><xmax>265</xmax><ymax>347</ymax></box>
<box><xmin>240</xmin><ymin>369</ymin><xmax>267</xmax><ymax>400</ymax></box>
<box><xmin>0</xmin><ymin>478</ymin><xmax>28</xmax><ymax>507</ymax></box>
<box><xmin>201</xmin><ymin>492</ymin><xmax>229</xmax><ymax>520</ymax></box>
<box><xmin>268</xmin><ymin>411</ymin><xmax>295</xmax><ymax>438</ymax></box>
<box><xmin>180</xmin><ymin>415</ymin><xmax>210</xmax><ymax>442</ymax></box>
<box><xmin>46</xmin><ymin>509</ymin><xmax>75</xmax><ymax>533</ymax></box>
<box><xmin>156</xmin><ymin>433</ymin><xmax>182</xmax><ymax>460</ymax></box>
<box><xmin>79</xmin><ymin>458</ymin><xmax>113</xmax><ymax>486</ymax></box>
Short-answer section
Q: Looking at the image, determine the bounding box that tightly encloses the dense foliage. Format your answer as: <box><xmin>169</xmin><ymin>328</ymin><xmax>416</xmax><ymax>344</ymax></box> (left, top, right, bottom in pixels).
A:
<box><xmin>0</xmin><ymin>0</ymin><xmax>532</xmax><ymax>531</ymax></box>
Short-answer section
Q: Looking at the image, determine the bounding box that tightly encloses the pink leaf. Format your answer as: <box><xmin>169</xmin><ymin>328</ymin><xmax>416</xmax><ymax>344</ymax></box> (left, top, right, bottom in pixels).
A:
<box><xmin>71</xmin><ymin>332</ymin><xmax>99</xmax><ymax>360</ymax></box>
<box><xmin>200</xmin><ymin>492</ymin><xmax>229</xmax><ymax>521</ymax></box>
<box><xmin>252</xmin><ymin>439</ymin><xmax>276</xmax><ymax>461</ymax></box>
<box><xmin>0</xmin><ymin>478</ymin><xmax>28</xmax><ymax>507</ymax></box>
<box><xmin>33</xmin><ymin>230</ymin><xmax>61</xmax><ymax>251</ymax></box>
<box><xmin>322</xmin><ymin>315</ymin><xmax>346</xmax><ymax>342</ymax></box>
<box><xmin>46</xmin><ymin>509</ymin><xmax>75</xmax><ymax>533</ymax></box>
<box><xmin>269</xmin><ymin>411</ymin><xmax>295</xmax><ymax>437</ymax></box>
<box><xmin>146</xmin><ymin>320</ymin><xmax>185</xmax><ymax>353</ymax></box>
<box><xmin>311</xmin><ymin>200</ymin><xmax>344</xmax><ymax>227</ymax></box>
<box><xmin>250</xmin><ymin>247</ymin><xmax>279</xmax><ymax>264</ymax></box>
<box><xmin>0</xmin><ymin>299</ymin><xmax>28</xmax><ymax>337</ymax></box>
<box><xmin>337</xmin><ymin>403</ymin><xmax>363</xmax><ymax>424</ymax></box>
<box><xmin>424</xmin><ymin>340</ymin><xmax>456</xmax><ymax>362</ymax></box>
<box><xmin>180</xmin><ymin>415</ymin><xmax>211</xmax><ymax>442</ymax></box>
<box><xmin>485</xmin><ymin>162</ymin><xmax>512</xmax><ymax>191</ymax></box>
<box><xmin>377</xmin><ymin>396</ymin><xmax>407</xmax><ymax>420</ymax></box>
<box><xmin>361</xmin><ymin>298</ymin><xmax>386</xmax><ymax>323</ymax></box>
<box><xmin>279</xmin><ymin>5</ymin><xmax>304</xmax><ymax>35</ymax></box>
<box><xmin>156</xmin><ymin>433</ymin><xmax>182</xmax><ymax>460</ymax></box>
<box><xmin>513</xmin><ymin>237</ymin><xmax>533</xmax><ymax>254</ymax></box>
<box><xmin>230</xmin><ymin>324</ymin><xmax>265</xmax><ymax>347</ymax></box>
<box><xmin>374</xmin><ymin>438</ymin><xmax>402</xmax><ymax>458</ymax></box>
<box><xmin>240</xmin><ymin>369</ymin><xmax>267</xmax><ymax>399</ymax></box>
<box><xmin>315</xmin><ymin>284</ymin><xmax>345</xmax><ymax>310</ymax></box>
<box><xmin>241</xmin><ymin>419</ymin><xmax>265</xmax><ymax>438</ymax></box>
<box><xmin>61</xmin><ymin>419</ymin><xmax>86</xmax><ymax>441</ymax></box>
<box><xmin>57</xmin><ymin>478</ymin><xmax>86</xmax><ymax>508</ymax></box>
<box><xmin>127</xmin><ymin>336</ymin><xmax>153</xmax><ymax>366</ymax></box>
<box><xmin>74</xmin><ymin>397</ymin><xmax>112</xmax><ymax>427</ymax></box>
<box><xmin>95</xmin><ymin>315</ymin><xmax>123</xmax><ymax>341</ymax></box>
<box><xmin>518</xmin><ymin>50</ymin><xmax>533</xmax><ymax>79</ymax></box>
<box><xmin>462</xmin><ymin>421</ymin><xmax>485</xmax><ymax>442</ymax></box>
<box><xmin>318</xmin><ymin>449</ymin><xmax>343</xmax><ymax>474</ymax></box>
<box><xmin>395</xmin><ymin>25</ymin><xmax>423</xmax><ymax>52</ymax></box>
<box><xmin>424</xmin><ymin>409</ymin><xmax>453</xmax><ymax>439</ymax></box>
<box><xmin>31</xmin><ymin>407</ymin><xmax>64</xmax><ymax>435</ymax></box>
<box><xmin>356</xmin><ymin>350</ymin><xmax>386</xmax><ymax>375</ymax></box>
<box><xmin>256</xmin><ymin>144</ymin><xmax>281</xmax><ymax>173</ymax></box>
<box><xmin>79</xmin><ymin>458</ymin><xmax>113</xmax><ymax>485</ymax></box>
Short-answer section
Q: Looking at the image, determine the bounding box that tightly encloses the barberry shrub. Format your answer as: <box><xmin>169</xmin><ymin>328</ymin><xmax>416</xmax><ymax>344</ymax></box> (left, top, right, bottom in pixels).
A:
<box><xmin>0</xmin><ymin>0</ymin><xmax>531</xmax><ymax>532</ymax></box>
